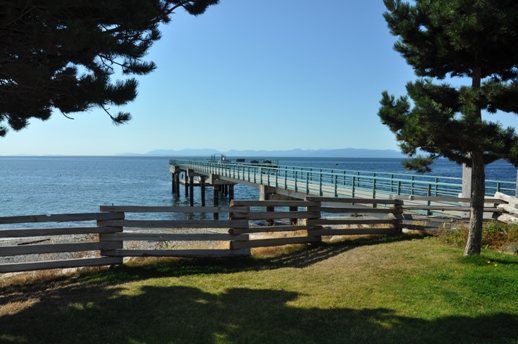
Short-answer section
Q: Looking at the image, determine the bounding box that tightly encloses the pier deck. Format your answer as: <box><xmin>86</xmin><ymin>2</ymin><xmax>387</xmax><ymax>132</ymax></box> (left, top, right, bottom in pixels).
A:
<box><xmin>169</xmin><ymin>158</ymin><xmax>516</xmax><ymax>210</ymax></box>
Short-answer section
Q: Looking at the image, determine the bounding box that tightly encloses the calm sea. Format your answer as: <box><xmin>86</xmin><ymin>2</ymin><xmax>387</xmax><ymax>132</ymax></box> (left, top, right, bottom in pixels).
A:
<box><xmin>1</xmin><ymin>156</ymin><xmax>516</xmax><ymax>218</ymax></box>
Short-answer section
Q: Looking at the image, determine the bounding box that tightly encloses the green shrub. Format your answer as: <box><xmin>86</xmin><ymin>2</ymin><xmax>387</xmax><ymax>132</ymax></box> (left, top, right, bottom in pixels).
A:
<box><xmin>437</xmin><ymin>224</ymin><xmax>469</xmax><ymax>248</ymax></box>
<box><xmin>437</xmin><ymin>220</ymin><xmax>518</xmax><ymax>251</ymax></box>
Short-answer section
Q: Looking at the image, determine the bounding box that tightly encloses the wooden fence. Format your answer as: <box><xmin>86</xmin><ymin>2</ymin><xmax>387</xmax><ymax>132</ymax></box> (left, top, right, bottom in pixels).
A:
<box><xmin>0</xmin><ymin>196</ymin><xmax>506</xmax><ymax>273</ymax></box>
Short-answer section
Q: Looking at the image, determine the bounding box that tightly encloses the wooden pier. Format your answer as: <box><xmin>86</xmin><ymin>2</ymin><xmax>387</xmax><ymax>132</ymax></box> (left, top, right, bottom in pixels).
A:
<box><xmin>171</xmin><ymin>163</ymin><xmax>235</xmax><ymax>219</ymax></box>
<box><xmin>169</xmin><ymin>158</ymin><xmax>516</xmax><ymax>218</ymax></box>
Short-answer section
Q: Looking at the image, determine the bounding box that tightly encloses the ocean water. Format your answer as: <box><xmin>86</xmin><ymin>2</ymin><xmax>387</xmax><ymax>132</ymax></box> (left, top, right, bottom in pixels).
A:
<box><xmin>1</xmin><ymin>156</ymin><xmax>516</xmax><ymax>219</ymax></box>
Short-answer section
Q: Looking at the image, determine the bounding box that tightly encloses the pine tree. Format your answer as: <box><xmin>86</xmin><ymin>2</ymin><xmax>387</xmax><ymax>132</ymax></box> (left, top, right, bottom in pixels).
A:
<box><xmin>0</xmin><ymin>0</ymin><xmax>218</xmax><ymax>137</ymax></box>
<box><xmin>378</xmin><ymin>0</ymin><xmax>518</xmax><ymax>255</ymax></box>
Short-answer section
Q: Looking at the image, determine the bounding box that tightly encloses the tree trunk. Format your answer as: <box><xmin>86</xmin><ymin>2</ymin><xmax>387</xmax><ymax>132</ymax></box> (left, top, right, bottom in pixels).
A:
<box><xmin>464</xmin><ymin>66</ymin><xmax>484</xmax><ymax>256</ymax></box>
<box><xmin>464</xmin><ymin>151</ymin><xmax>485</xmax><ymax>255</ymax></box>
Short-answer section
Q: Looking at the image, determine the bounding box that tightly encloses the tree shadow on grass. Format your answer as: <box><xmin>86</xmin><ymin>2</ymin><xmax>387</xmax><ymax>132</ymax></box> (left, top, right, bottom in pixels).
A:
<box><xmin>267</xmin><ymin>233</ymin><xmax>421</xmax><ymax>269</ymax></box>
<box><xmin>70</xmin><ymin>234</ymin><xmax>422</xmax><ymax>284</ymax></box>
<box><xmin>0</xmin><ymin>284</ymin><xmax>517</xmax><ymax>344</ymax></box>
<box><xmin>459</xmin><ymin>254</ymin><xmax>518</xmax><ymax>266</ymax></box>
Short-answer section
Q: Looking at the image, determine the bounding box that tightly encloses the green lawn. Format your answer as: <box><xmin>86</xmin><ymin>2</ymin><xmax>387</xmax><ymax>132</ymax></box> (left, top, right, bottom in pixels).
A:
<box><xmin>1</xmin><ymin>235</ymin><xmax>517</xmax><ymax>344</ymax></box>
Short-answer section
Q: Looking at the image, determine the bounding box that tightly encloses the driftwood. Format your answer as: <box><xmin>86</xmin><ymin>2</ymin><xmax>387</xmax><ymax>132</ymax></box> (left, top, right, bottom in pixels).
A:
<box><xmin>494</xmin><ymin>213</ymin><xmax>518</xmax><ymax>225</ymax></box>
<box><xmin>494</xmin><ymin>192</ymin><xmax>518</xmax><ymax>224</ymax></box>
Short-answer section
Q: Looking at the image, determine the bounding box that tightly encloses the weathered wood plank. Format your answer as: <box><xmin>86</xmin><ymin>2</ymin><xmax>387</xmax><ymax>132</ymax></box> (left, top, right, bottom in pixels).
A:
<box><xmin>0</xmin><ymin>242</ymin><xmax>122</xmax><ymax>256</ymax></box>
<box><xmin>99</xmin><ymin>205</ymin><xmax>249</xmax><ymax>213</ymax></box>
<box><xmin>96</xmin><ymin>219</ymin><xmax>249</xmax><ymax>229</ymax></box>
<box><xmin>495</xmin><ymin>213</ymin><xmax>518</xmax><ymax>224</ymax></box>
<box><xmin>399</xmin><ymin>224</ymin><xmax>436</xmax><ymax>230</ymax></box>
<box><xmin>309</xmin><ymin>228</ymin><xmax>398</xmax><ymax>236</ymax></box>
<box><xmin>230</xmin><ymin>200</ymin><xmax>317</xmax><ymax>207</ymax></box>
<box><xmin>230</xmin><ymin>236</ymin><xmax>320</xmax><ymax>249</ymax></box>
<box><xmin>392</xmin><ymin>195</ymin><xmax>504</xmax><ymax>203</ymax></box>
<box><xmin>403</xmin><ymin>205</ymin><xmax>501</xmax><ymax>212</ymax></box>
<box><xmin>317</xmin><ymin>207</ymin><xmax>400</xmax><ymax>214</ymax></box>
<box><xmin>401</xmin><ymin>214</ymin><xmax>466</xmax><ymax>222</ymax></box>
<box><xmin>100</xmin><ymin>233</ymin><xmax>249</xmax><ymax>241</ymax></box>
<box><xmin>102</xmin><ymin>249</ymin><xmax>250</xmax><ymax>257</ymax></box>
<box><xmin>232</xmin><ymin>211</ymin><xmax>319</xmax><ymax>220</ymax></box>
<box><xmin>0</xmin><ymin>257</ymin><xmax>123</xmax><ymax>273</ymax></box>
<box><xmin>497</xmin><ymin>203</ymin><xmax>518</xmax><ymax>215</ymax></box>
<box><xmin>0</xmin><ymin>226</ymin><xmax>122</xmax><ymax>239</ymax></box>
<box><xmin>229</xmin><ymin>225</ymin><xmax>312</xmax><ymax>234</ymax></box>
<box><xmin>392</xmin><ymin>200</ymin><xmax>404</xmax><ymax>234</ymax></box>
<box><xmin>494</xmin><ymin>191</ymin><xmax>516</xmax><ymax>202</ymax></box>
<box><xmin>0</xmin><ymin>212</ymin><xmax>124</xmax><ymax>225</ymax></box>
<box><xmin>306</xmin><ymin>219</ymin><xmax>399</xmax><ymax>226</ymax></box>
<box><xmin>305</xmin><ymin>196</ymin><xmax>400</xmax><ymax>204</ymax></box>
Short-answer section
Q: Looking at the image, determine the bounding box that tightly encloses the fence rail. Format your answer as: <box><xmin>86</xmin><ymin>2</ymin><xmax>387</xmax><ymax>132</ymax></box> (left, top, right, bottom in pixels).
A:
<box><xmin>0</xmin><ymin>196</ymin><xmax>508</xmax><ymax>274</ymax></box>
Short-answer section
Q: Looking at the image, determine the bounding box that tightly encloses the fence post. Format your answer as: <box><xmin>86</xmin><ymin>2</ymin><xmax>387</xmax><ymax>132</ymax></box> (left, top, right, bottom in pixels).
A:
<box><xmin>98</xmin><ymin>211</ymin><xmax>124</xmax><ymax>266</ymax></box>
<box><xmin>229</xmin><ymin>201</ymin><xmax>251</xmax><ymax>255</ymax></box>
<box><xmin>305</xmin><ymin>198</ymin><xmax>323</xmax><ymax>244</ymax></box>
<box><xmin>427</xmin><ymin>184</ymin><xmax>432</xmax><ymax>215</ymax></box>
<box><xmin>392</xmin><ymin>199</ymin><xmax>404</xmax><ymax>234</ymax></box>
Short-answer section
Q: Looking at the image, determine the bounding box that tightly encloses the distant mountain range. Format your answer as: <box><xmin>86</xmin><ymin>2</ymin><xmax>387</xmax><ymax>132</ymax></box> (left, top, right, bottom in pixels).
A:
<box><xmin>118</xmin><ymin>148</ymin><xmax>406</xmax><ymax>158</ymax></box>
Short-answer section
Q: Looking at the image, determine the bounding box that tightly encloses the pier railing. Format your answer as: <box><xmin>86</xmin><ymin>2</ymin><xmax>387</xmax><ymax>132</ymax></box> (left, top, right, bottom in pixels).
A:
<box><xmin>0</xmin><ymin>197</ymin><xmax>506</xmax><ymax>274</ymax></box>
<box><xmin>170</xmin><ymin>159</ymin><xmax>516</xmax><ymax>198</ymax></box>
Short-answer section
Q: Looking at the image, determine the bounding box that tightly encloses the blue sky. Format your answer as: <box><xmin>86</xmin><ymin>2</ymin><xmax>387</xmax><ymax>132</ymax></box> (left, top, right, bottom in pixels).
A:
<box><xmin>3</xmin><ymin>0</ymin><xmax>518</xmax><ymax>156</ymax></box>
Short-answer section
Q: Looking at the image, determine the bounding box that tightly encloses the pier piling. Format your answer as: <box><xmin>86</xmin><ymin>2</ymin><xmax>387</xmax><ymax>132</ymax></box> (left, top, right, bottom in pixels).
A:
<box><xmin>184</xmin><ymin>172</ymin><xmax>189</xmax><ymax>198</ymax></box>
<box><xmin>213</xmin><ymin>185</ymin><xmax>220</xmax><ymax>220</ymax></box>
<box><xmin>201</xmin><ymin>177</ymin><xmax>206</xmax><ymax>207</ymax></box>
